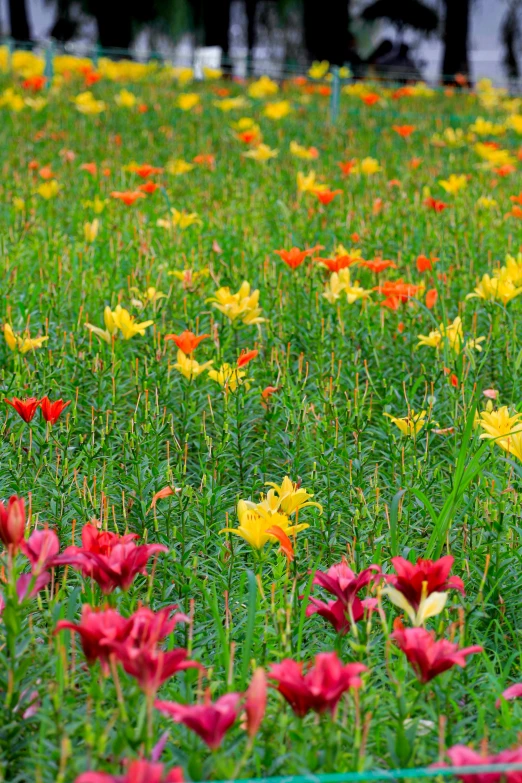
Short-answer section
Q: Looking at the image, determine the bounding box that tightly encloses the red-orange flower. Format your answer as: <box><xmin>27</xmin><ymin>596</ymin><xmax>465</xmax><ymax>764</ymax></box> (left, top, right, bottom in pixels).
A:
<box><xmin>110</xmin><ymin>191</ymin><xmax>146</xmax><ymax>205</ymax></box>
<box><xmin>313</xmin><ymin>188</ymin><xmax>342</xmax><ymax>206</ymax></box>
<box><xmin>392</xmin><ymin>86</ymin><xmax>414</xmax><ymax>99</ymax></box>
<box><xmin>444</xmin><ymin>368</ymin><xmax>459</xmax><ymax>388</ymax></box>
<box><xmin>376</xmin><ymin>279</ymin><xmax>423</xmax><ymax>303</ymax></box>
<box><xmin>85</xmin><ymin>71</ymin><xmax>102</xmax><ymax>86</ymax></box>
<box><xmin>40</xmin><ymin>396</ymin><xmax>71</xmax><ymax>424</ymax></box>
<box><xmin>133</xmin><ymin>164</ymin><xmax>163</xmax><ymax>178</ymax></box>
<box><xmin>316</xmin><ymin>255</ymin><xmax>356</xmax><ymax>273</ymax></box>
<box><xmin>510</xmin><ymin>192</ymin><xmax>522</xmax><ymax>204</ymax></box>
<box><xmin>362</xmin><ymin>92</ymin><xmax>380</xmax><ymax>106</ymax></box>
<box><xmin>275</xmin><ymin>245</ymin><xmax>323</xmax><ymax>270</ymax></box>
<box><xmin>193</xmin><ymin>154</ymin><xmax>215</xmax><ymax>168</ymax></box>
<box><xmin>4</xmin><ymin>397</ymin><xmax>41</xmax><ymax>423</ymax></box>
<box><xmin>380</xmin><ymin>296</ymin><xmax>401</xmax><ymax>310</ymax></box>
<box><xmin>360</xmin><ymin>258</ymin><xmax>397</xmax><ymax>274</ymax></box>
<box><xmin>408</xmin><ymin>157</ymin><xmax>422</xmax><ymax>169</ymax></box>
<box><xmin>424</xmin><ymin>197</ymin><xmax>449</xmax><ymax>212</ymax></box>
<box><xmin>425</xmin><ymin>288</ymin><xmax>438</xmax><ymax>309</ymax></box>
<box><xmin>237</xmin><ymin>130</ymin><xmax>260</xmax><ymax>145</ymax></box>
<box><xmin>495</xmin><ymin>164</ymin><xmax>516</xmax><ymax>177</ymax></box>
<box><xmin>392</xmin><ymin>124</ymin><xmax>415</xmax><ymax>138</ymax></box>
<box><xmin>80</xmin><ymin>162</ymin><xmax>97</xmax><ymax>176</ymax></box>
<box><xmin>139</xmin><ymin>181</ymin><xmax>160</xmax><ymax>194</ymax></box>
<box><xmin>338</xmin><ymin>160</ymin><xmax>357</xmax><ymax>176</ymax></box>
<box><xmin>22</xmin><ymin>75</ymin><xmax>46</xmax><ymax>92</ymax></box>
<box><xmin>507</xmin><ymin>205</ymin><xmax>522</xmax><ymax>219</ymax></box>
<box><xmin>39</xmin><ymin>166</ymin><xmax>55</xmax><ymax>180</ymax></box>
<box><xmin>261</xmin><ymin>386</ymin><xmax>278</xmax><ymax>403</ymax></box>
<box><xmin>416</xmin><ymin>254</ymin><xmax>438</xmax><ymax>273</ymax></box>
<box><xmin>164</xmin><ymin>330</ymin><xmax>209</xmax><ymax>354</ymax></box>
<box><xmin>237</xmin><ymin>349</ymin><xmax>258</xmax><ymax>368</ymax></box>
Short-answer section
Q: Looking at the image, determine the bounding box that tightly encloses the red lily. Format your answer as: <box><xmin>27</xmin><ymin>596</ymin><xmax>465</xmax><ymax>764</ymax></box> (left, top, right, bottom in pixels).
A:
<box><xmin>4</xmin><ymin>397</ymin><xmax>41</xmax><ymax>423</ymax></box>
<box><xmin>268</xmin><ymin>652</ymin><xmax>366</xmax><ymax>717</ymax></box>
<box><xmin>496</xmin><ymin>682</ymin><xmax>522</xmax><ymax>707</ymax></box>
<box><xmin>392</xmin><ymin>124</ymin><xmax>415</xmax><ymax>138</ymax></box>
<box><xmin>75</xmin><ymin>759</ymin><xmax>184</xmax><ymax>783</ymax></box>
<box><xmin>55</xmin><ymin>605</ymin><xmax>129</xmax><ymax>675</ymax></box>
<box><xmin>338</xmin><ymin>159</ymin><xmax>357</xmax><ymax>176</ymax></box>
<box><xmin>110</xmin><ymin>191</ymin><xmax>146</xmax><ymax>206</ymax></box>
<box><xmin>80</xmin><ymin>162</ymin><xmax>97</xmax><ymax>176</ymax></box>
<box><xmin>316</xmin><ymin>255</ymin><xmax>356</xmax><ymax>273</ymax></box>
<box><xmin>274</xmin><ymin>245</ymin><xmax>323</xmax><ymax>270</ymax></box>
<box><xmin>0</xmin><ymin>496</ymin><xmax>26</xmax><ymax>553</ymax></box>
<box><xmin>237</xmin><ymin>349</ymin><xmax>258</xmax><ymax>368</ymax></box>
<box><xmin>424</xmin><ymin>196</ymin><xmax>449</xmax><ymax>212</ymax></box>
<box><xmin>109</xmin><ymin>606</ymin><xmax>197</xmax><ymax>696</ymax></box>
<box><xmin>313</xmin><ymin>188</ymin><xmax>342</xmax><ymax>205</ymax></box>
<box><xmin>133</xmin><ymin>164</ymin><xmax>163</xmax><ymax>178</ymax></box>
<box><xmin>416</xmin><ymin>254</ymin><xmax>438</xmax><ymax>273</ymax></box>
<box><xmin>139</xmin><ymin>181</ymin><xmax>160</xmax><ymax>194</ymax></box>
<box><xmin>21</xmin><ymin>528</ymin><xmax>60</xmax><ymax>575</ymax></box>
<box><xmin>245</xmin><ymin>668</ymin><xmax>267</xmax><ymax>738</ymax></box>
<box><xmin>311</xmin><ymin>559</ymin><xmax>381</xmax><ymax>604</ymax></box>
<box><xmin>39</xmin><ymin>396</ymin><xmax>71</xmax><ymax>424</ymax></box>
<box><xmin>435</xmin><ymin>744</ymin><xmax>522</xmax><ymax>783</ymax></box>
<box><xmin>54</xmin><ymin>522</ymin><xmax>167</xmax><ymax>593</ymax></box>
<box><xmin>155</xmin><ymin>692</ymin><xmax>242</xmax><ymax>749</ymax></box>
<box><xmin>306</xmin><ymin>595</ymin><xmax>364</xmax><ymax>635</ymax></box>
<box><xmin>386</xmin><ymin>555</ymin><xmax>465</xmax><ymax>612</ymax></box>
<box><xmin>360</xmin><ymin>259</ymin><xmax>397</xmax><ymax>274</ymax></box>
<box><xmin>392</xmin><ymin>622</ymin><xmax>482</xmax><ymax>683</ymax></box>
<box><xmin>306</xmin><ymin>560</ymin><xmax>381</xmax><ymax>634</ymax></box>
<box><xmin>164</xmin><ymin>330</ymin><xmax>209</xmax><ymax>354</ymax></box>
<box><xmin>375</xmin><ymin>279</ymin><xmax>423</xmax><ymax>303</ymax></box>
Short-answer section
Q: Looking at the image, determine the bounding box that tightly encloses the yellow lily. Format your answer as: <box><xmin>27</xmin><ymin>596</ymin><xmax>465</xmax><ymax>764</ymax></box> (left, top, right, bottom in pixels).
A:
<box><xmin>112</xmin><ymin>305</ymin><xmax>153</xmax><ymax>339</ymax></box>
<box><xmin>248</xmin><ymin>75</ymin><xmax>279</xmax><ymax>98</ymax></box>
<box><xmin>297</xmin><ymin>170</ymin><xmax>327</xmax><ymax>193</ymax></box>
<box><xmin>129</xmin><ymin>287</ymin><xmax>167</xmax><ymax>309</ymax></box>
<box><xmin>384</xmin><ymin>410</ymin><xmax>427</xmax><ymax>437</ymax></box>
<box><xmin>174</xmin><ymin>349</ymin><xmax>213</xmax><ymax>380</ymax></box>
<box><xmin>166</xmin><ymin>159</ymin><xmax>194</xmax><ymax>176</ymax></box>
<box><xmin>207</xmin><ymin>281</ymin><xmax>265</xmax><ymax>325</ymax></box>
<box><xmin>37</xmin><ymin>180</ymin><xmax>60</xmax><ymax>200</ymax></box>
<box><xmin>383</xmin><ymin>585</ymin><xmax>448</xmax><ymax>626</ymax></box>
<box><xmin>467</xmin><ymin>273</ymin><xmax>522</xmax><ymax>305</ymax></box>
<box><xmin>208</xmin><ymin>363</ymin><xmax>248</xmax><ymax>392</ymax></box>
<box><xmin>263</xmin><ymin>100</ymin><xmax>292</xmax><ymax>120</ymax></box>
<box><xmin>263</xmin><ymin>476</ymin><xmax>322</xmax><ymax>516</ymax></box>
<box><xmin>439</xmin><ymin>174</ymin><xmax>467</xmax><ymax>195</ymax></box>
<box><xmin>220</xmin><ymin>499</ymin><xmax>309</xmax><ymax>552</ymax></box>
<box><xmin>243</xmin><ymin>144</ymin><xmax>278</xmax><ymax>162</ymax></box>
<box><xmin>84</xmin><ymin>219</ymin><xmax>100</xmax><ymax>243</ymax></box>
<box><xmin>114</xmin><ymin>89</ymin><xmax>137</xmax><ymax>108</ymax></box>
<box><xmin>4</xmin><ymin>323</ymin><xmax>48</xmax><ymax>354</ymax></box>
<box><xmin>177</xmin><ymin>93</ymin><xmax>200</xmax><ymax>111</ymax></box>
<box><xmin>308</xmin><ymin>60</ymin><xmax>329</xmax><ymax>79</ymax></box>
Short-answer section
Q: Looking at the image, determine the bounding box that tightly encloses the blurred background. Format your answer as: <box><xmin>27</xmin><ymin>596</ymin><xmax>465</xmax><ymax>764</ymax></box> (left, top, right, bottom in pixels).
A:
<box><xmin>0</xmin><ymin>0</ymin><xmax>518</xmax><ymax>86</ymax></box>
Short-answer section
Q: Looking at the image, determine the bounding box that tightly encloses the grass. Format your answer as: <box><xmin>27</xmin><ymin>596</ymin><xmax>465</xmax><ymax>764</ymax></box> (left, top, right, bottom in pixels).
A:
<box><xmin>0</xmin><ymin>59</ymin><xmax>522</xmax><ymax>782</ymax></box>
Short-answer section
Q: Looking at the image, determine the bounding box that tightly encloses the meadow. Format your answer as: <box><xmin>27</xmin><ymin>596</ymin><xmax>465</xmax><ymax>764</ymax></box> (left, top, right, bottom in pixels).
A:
<box><xmin>1</xmin><ymin>48</ymin><xmax>522</xmax><ymax>783</ymax></box>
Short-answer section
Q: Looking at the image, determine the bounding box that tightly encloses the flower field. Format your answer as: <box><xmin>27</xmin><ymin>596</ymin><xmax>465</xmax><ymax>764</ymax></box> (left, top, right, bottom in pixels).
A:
<box><xmin>3</xmin><ymin>49</ymin><xmax>522</xmax><ymax>783</ymax></box>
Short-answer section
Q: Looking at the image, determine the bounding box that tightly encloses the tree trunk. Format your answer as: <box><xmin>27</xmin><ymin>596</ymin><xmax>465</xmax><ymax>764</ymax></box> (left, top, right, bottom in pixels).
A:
<box><xmin>303</xmin><ymin>0</ymin><xmax>349</xmax><ymax>66</ymax></box>
<box><xmin>8</xmin><ymin>0</ymin><xmax>31</xmax><ymax>41</ymax></box>
<box><xmin>441</xmin><ymin>0</ymin><xmax>471</xmax><ymax>84</ymax></box>
<box><xmin>201</xmin><ymin>0</ymin><xmax>230</xmax><ymax>56</ymax></box>
<box><xmin>245</xmin><ymin>0</ymin><xmax>256</xmax><ymax>75</ymax></box>
<box><xmin>89</xmin><ymin>0</ymin><xmax>134</xmax><ymax>52</ymax></box>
